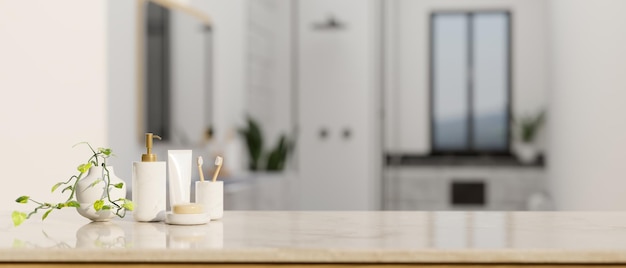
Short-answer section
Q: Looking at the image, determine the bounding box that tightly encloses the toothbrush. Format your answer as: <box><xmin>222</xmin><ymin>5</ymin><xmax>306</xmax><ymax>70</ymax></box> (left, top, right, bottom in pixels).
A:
<box><xmin>197</xmin><ymin>156</ymin><xmax>205</xmax><ymax>182</ymax></box>
<box><xmin>211</xmin><ymin>156</ymin><xmax>223</xmax><ymax>182</ymax></box>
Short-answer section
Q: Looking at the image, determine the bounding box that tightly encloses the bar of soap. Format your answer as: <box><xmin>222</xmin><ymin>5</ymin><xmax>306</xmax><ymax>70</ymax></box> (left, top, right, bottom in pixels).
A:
<box><xmin>172</xmin><ymin>203</ymin><xmax>203</xmax><ymax>214</ymax></box>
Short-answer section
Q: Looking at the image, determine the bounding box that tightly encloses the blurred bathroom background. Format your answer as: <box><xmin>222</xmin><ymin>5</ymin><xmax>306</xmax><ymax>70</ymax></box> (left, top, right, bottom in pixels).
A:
<box><xmin>1</xmin><ymin>0</ymin><xmax>626</xmax><ymax>211</ymax></box>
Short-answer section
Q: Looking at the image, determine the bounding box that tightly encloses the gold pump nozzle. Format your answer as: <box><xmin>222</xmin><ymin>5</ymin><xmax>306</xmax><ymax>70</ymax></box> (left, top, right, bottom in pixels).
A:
<box><xmin>142</xmin><ymin>133</ymin><xmax>162</xmax><ymax>162</ymax></box>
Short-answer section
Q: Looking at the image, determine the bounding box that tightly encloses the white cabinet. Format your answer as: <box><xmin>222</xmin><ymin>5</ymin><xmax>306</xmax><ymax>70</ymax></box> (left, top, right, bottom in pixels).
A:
<box><xmin>296</xmin><ymin>0</ymin><xmax>381</xmax><ymax>210</ymax></box>
<box><xmin>384</xmin><ymin>166</ymin><xmax>547</xmax><ymax>210</ymax></box>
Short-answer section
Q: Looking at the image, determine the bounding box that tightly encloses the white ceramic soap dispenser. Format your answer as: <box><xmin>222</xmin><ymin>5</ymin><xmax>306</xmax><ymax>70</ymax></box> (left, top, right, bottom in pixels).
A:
<box><xmin>132</xmin><ymin>133</ymin><xmax>166</xmax><ymax>222</ymax></box>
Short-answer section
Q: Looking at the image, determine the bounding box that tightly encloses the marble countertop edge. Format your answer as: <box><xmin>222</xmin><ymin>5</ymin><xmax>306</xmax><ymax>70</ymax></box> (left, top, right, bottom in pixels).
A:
<box><xmin>1</xmin><ymin>249</ymin><xmax>626</xmax><ymax>264</ymax></box>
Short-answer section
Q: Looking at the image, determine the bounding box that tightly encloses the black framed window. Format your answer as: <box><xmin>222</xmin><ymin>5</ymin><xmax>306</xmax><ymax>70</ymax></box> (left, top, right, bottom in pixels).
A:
<box><xmin>430</xmin><ymin>11</ymin><xmax>511</xmax><ymax>155</ymax></box>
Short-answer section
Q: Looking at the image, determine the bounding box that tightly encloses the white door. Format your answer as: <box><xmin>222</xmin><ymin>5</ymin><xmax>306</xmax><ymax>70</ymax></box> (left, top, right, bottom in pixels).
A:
<box><xmin>296</xmin><ymin>0</ymin><xmax>380</xmax><ymax>210</ymax></box>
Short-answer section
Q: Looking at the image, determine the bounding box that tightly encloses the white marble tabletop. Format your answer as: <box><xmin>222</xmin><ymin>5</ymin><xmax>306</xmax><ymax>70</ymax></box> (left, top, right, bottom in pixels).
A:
<box><xmin>1</xmin><ymin>210</ymin><xmax>626</xmax><ymax>264</ymax></box>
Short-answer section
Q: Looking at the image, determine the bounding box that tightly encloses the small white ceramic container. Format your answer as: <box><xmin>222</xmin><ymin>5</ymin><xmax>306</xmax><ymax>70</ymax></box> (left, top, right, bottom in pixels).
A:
<box><xmin>165</xmin><ymin>212</ymin><xmax>209</xmax><ymax>225</ymax></box>
<box><xmin>165</xmin><ymin>203</ymin><xmax>209</xmax><ymax>225</ymax></box>
<box><xmin>195</xmin><ymin>181</ymin><xmax>223</xmax><ymax>220</ymax></box>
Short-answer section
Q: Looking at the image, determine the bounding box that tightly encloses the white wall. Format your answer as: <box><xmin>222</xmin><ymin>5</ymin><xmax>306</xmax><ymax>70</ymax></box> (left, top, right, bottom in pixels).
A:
<box><xmin>245</xmin><ymin>0</ymin><xmax>293</xmax><ymax>147</ymax></box>
<box><xmin>0</xmin><ymin>0</ymin><xmax>108</xmax><ymax>210</ymax></box>
<box><xmin>296</xmin><ymin>0</ymin><xmax>381</xmax><ymax>210</ymax></box>
<box><xmin>548</xmin><ymin>0</ymin><xmax>626</xmax><ymax>210</ymax></box>
<box><xmin>107</xmin><ymin>0</ymin><xmax>142</xmax><ymax>194</ymax></box>
<box><xmin>384</xmin><ymin>0</ymin><xmax>549</xmax><ymax>154</ymax></box>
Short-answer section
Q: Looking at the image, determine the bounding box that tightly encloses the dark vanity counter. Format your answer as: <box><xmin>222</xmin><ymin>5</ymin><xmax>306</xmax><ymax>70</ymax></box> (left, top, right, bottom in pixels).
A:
<box><xmin>386</xmin><ymin>154</ymin><xmax>545</xmax><ymax>167</ymax></box>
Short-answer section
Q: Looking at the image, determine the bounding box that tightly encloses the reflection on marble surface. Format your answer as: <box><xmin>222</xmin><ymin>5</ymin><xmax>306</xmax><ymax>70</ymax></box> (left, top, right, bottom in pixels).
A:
<box><xmin>1</xmin><ymin>210</ymin><xmax>224</xmax><ymax>250</ymax></box>
<box><xmin>74</xmin><ymin>221</ymin><xmax>224</xmax><ymax>249</ymax></box>
<box><xmin>76</xmin><ymin>222</ymin><xmax>126</xmax><ymax>248</ymax></box>
<box><xmin>6</xmin><ymin>210</ymin><xmax>626</xmax><ymax>250</ymax></box>
<box><xmin>74</xmin><ymin>217</ymin><xmax>224</xmax><ymax>249</ymax></box>
<box><xmin>132</xmin><ymin>222</ymin><xmax>166</xmax><ymax>249</ymax></box>
<box><xmin>3</xmin><ymin>210</ymin><xmax>626</xmax><ymax>263</ymax></box>
<box><xmin>167</xmin><ymin>221</ymin><xmax>223</xmax><ymax>249</ymax></box>
<box><xmin>431</xmin><ymin>212</ymin><xmax>509</xmax><ymax>249</ymax></box>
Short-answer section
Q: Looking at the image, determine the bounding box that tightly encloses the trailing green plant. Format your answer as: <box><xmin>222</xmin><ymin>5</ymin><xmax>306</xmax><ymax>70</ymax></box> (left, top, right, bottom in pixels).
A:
<box><xmin>239</xmin><ymin>117</ymin><xmax>263</xmax><ymax>171</ymax></box>
<box><xmin>12</xmin><ymin>142</ymin><xmax>133</xmax><ymax>227</ymax></box>
<box><xmin>516</xmin><ymin>111</ymin><xmax>545</xmax><ymax>143</ymax></box>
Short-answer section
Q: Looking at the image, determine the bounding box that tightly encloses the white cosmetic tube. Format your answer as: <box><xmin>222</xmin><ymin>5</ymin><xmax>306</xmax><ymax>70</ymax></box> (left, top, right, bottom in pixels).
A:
<box><xmin>168</xmin><ymin>150</ymin><xmax>192</xmax><ymax>208</ymax></box>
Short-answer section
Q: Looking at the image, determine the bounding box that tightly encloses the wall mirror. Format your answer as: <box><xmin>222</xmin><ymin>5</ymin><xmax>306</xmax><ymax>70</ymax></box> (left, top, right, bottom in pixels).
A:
<box><xmin>139</xmin><ymin>0</ymin><xmax>213</xmax><ymax>145</ymax></box>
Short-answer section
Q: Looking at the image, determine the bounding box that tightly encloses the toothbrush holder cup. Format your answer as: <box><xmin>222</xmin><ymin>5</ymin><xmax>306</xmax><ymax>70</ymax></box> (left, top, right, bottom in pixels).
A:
<box><xmin>195</xmin><ymin>181</ymin><xmax>223</xmax><ymax>220</ymax></box>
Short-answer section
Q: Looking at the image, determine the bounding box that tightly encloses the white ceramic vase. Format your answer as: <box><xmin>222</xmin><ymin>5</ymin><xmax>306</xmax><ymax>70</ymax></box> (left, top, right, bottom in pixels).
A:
<box><xmin>516</xmin><ymin>143</ymin><xmax>538</xmax><ymax>164</ymax></box>
<box><xmin>75</xmin><ymin>166</ymin><xmax>126</xmax><ymax>221</ymax></box>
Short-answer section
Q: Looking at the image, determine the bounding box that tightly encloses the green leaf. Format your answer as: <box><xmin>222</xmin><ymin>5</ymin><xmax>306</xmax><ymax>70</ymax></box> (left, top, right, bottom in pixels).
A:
<box><xmin>15</xmin><ymin>196</ymin><xmax>29</xmax><ymax>204</ymax></box>
<box><xmin>101</xmin><ymin>205</ymin><xmax>111</xmax><ymax>210</ymax></box>
<box><xmin>61</xmin><ymin>186</ymin><xmax>73</xmax><ymax>194</ymax></box>
<box><xmin>88</xmin><ymin>178</ymin><xmax>103</xmax><ymax>188</ymax></box>
<box><xmin>239</xmin><ymin>116</ymin><xmax>264</xmax><ymax>171</ymax></box>
<box><xmin>77</xmin><ymin>162</ymin><xmax>92</xmax><ymax>173</ymax></box>
<box><xmin>98</xmin><ymin>148</ymin><xmax>112</xmax><ymax>156</ymax></box>
<box><xmin>51</xmin><ymin>182</ymin><xmax>64</xmax><ymax>193</ymax></box>
<box><xmin>41</xmin><ymin>230</ymin><xmax>50</xmax><ymax>238</ymax></box>
<box><xmin>93</xmin><ymin>200</ymin><xmax>104</xmax><ymax>211</ymax></box>
<box><xmin>12</xmin><ymin>211</ymin><xmax>27</xmax><ymax>227</ymax></box>
<box><xmin>72</xmin><ymin>141</ymin><xmax>88</xmax><ymax>148</ymax></box>
<box><xmin>12</xmin><ymin>239</ymin><xmax>25</xmax><ymax>248</ymax></box>
<box><xmin>65</xmin><ymin>201</ymin><xmax>80</xmax><ymax>208</ymax></box>
<box><xmin>42</xmin><ymin>209</ymin><xmax>53</xmax><ymax>220</ymax></box>
<box><xmin>122</xmin><ymin>200</ymin><xmax>134</xmax><ymax>211</ymax></box>
<box><xmin>113</xmin><ymin>182</ymin><xmax>123</xmax><ymax>189</ymax></box>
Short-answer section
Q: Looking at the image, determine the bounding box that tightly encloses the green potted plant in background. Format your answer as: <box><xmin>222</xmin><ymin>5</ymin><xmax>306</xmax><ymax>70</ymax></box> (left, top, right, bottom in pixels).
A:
<box><xmin>12</xmin><ymin>143</ymin><xmax>133</xmax><ymax>226</ymax></box>
<box><xmin>265</xmin><ymin>134</ymin><xmax>291</xmax><ymax>171</ymax></box>
<box><xmin>514</xmin><ymin>111</ymin><xmax>545</xmax><ymax>164</ymax></box>
<box><xmin>239</xmin><ymin>116</ymin><xmax>294</xmax><ymax>172</ymax></box>
<box><xmin>239</xmin><ymin>117</ymin><xmax>264</xmax><ymax>171</ymax></box>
